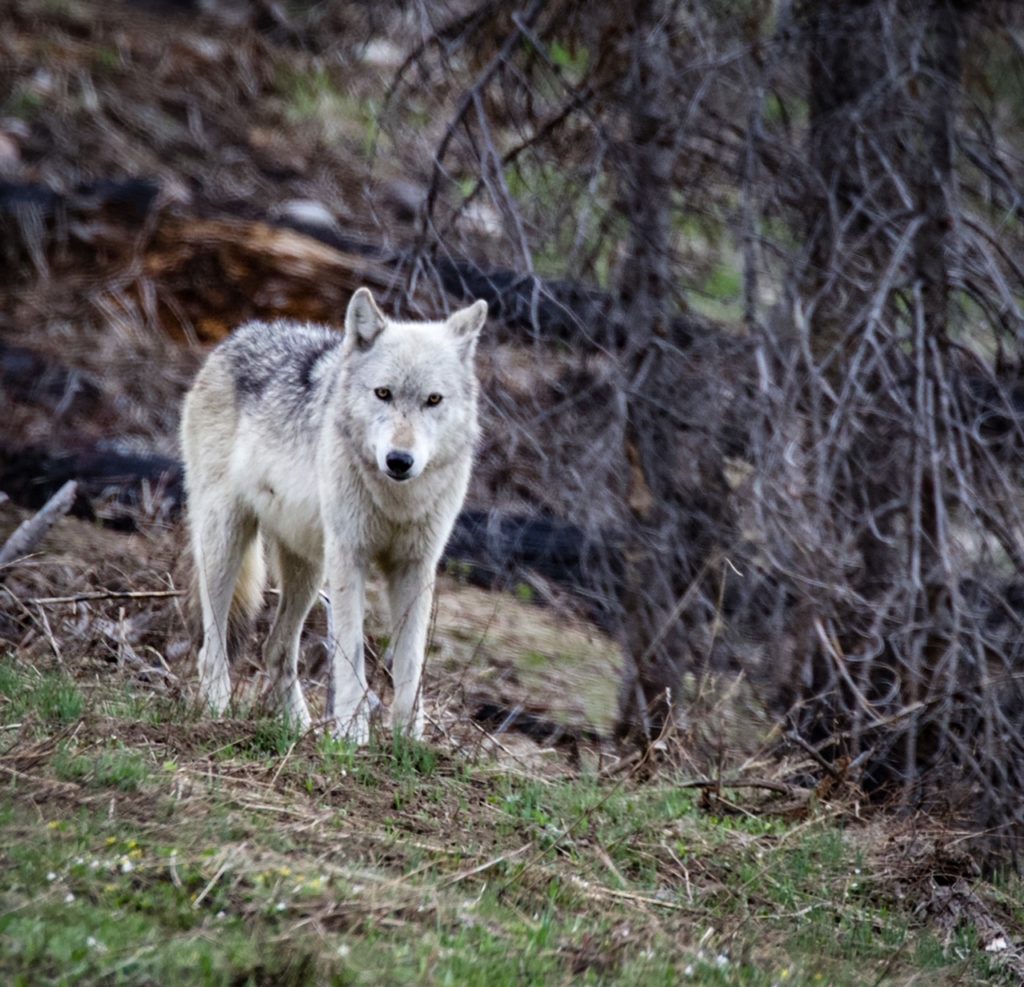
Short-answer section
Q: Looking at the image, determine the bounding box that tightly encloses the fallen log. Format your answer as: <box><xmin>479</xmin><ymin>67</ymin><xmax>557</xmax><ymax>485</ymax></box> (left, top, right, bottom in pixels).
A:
<box><xmin>470</xmin><ymin>699</ymin><xmax>604</xmax><ymax>750</ymax></box>
<box><xmin>141</xmin><ymin>214</ymin><xmax>396</xmax><ymax>341</ymax></box>
<box><xmin>0</xmin><ymin>179</ymin><xmax>716</xmax><ymax>351</ymax></box>
<box><xmin>0</xmin><ymin>445</ymin><xmax>182</xmax><ymax>531</ymax></box>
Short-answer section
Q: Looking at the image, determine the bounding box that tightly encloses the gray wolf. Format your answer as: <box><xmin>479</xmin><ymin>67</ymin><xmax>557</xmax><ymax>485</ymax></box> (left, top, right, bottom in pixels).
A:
<box><xmin>180</xmin><ymin>288</ymin><xmax>487</xmax><ymax>743</ymax></box>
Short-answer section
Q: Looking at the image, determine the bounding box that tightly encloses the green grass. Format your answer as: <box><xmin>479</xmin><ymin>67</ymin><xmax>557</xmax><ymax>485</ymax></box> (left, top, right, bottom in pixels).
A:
<box><xmin>0</xmin><ymin>655</ymin><xmax>1019</xmax><ymax>986</ymax></box>
<box><xmin>273</xmin><ymin>63</ymin><xmax>380</xmax><ymax>154</ymax></box>
<box><xmin>52</xmin><ymin>745</ymin><xmax>151</xmax><ymax>791</ymax></box>
<box><xmin>0</xmin><ymin>662</ymin><xmax>84</xmax><ymax>724</ymax></box>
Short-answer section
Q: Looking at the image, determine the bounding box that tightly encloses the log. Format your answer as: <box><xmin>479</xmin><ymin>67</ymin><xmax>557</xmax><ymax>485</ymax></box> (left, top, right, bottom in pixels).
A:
<box><xmin>142</xmin><ymin>214</ymin><xmax>396</xmax><ymax>341</ymax></box>
<box><xmin>1</xmin><ymin>179</ymin><xmax>716</xmax><ymax>352</ymax></box>
<box><xmin>0</xmin><ymin>445</ymin><xmax>182</xmax><ymax>531</ymax></box>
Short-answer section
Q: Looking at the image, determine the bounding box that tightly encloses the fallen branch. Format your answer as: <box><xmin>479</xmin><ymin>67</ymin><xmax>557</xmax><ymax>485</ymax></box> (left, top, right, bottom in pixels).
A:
<box><xmin>0</xmin><ymin>480</ymin><xmax>77</xmax><ymax>581</ymax></box>
<box><xmin>28</xmin><ymin>589</ymin><xmax>184</xmax><ymax>606</ymax></box>
<box><xmin>677</xmin><ymin>777</ymin><xmax>808</xmax><ymax>798</ymax></box>
<box><xmin>918</xmin><ymin>877</ymin><xmax>1024</xmax><ymax>982</ymax></box>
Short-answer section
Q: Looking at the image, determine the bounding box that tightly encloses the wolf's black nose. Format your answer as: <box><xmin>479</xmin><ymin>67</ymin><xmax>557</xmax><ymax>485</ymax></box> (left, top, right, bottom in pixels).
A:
<box><xmin>385</xmin><ymin>451</ymin><xmax>414</xmax><ymax>477</ymax></box>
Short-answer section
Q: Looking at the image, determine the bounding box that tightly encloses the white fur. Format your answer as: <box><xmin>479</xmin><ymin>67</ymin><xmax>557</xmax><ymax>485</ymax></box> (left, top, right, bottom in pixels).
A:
<box><xmin>180</xmin><ymin>288</ymin><xmax>487</xmax><ymax>743</ymax></box>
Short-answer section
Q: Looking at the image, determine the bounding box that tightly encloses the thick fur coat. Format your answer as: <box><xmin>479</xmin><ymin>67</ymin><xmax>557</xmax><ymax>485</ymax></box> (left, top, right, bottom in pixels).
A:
<box><xmin>180</xmin><ymin>288</ymin><xmax>487</xmax><ymax>742</ymax></box>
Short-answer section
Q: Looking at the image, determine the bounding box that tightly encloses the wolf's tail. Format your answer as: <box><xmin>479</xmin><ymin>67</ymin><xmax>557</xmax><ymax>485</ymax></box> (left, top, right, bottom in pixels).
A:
<box><xmin>230</xmin><ymin>536</ymin><xmax>266</xmax><ymax>630</ymax></box>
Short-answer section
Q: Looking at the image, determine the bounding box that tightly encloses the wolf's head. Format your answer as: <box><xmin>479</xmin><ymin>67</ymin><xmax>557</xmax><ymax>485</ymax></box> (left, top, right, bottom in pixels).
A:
<box><xmin>341</xmin><ymin>287</ymin><xmax>487</xmax><ymax>483</ymax></box>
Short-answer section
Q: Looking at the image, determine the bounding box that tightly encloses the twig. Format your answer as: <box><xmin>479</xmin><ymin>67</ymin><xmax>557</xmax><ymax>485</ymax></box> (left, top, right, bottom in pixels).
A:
<box><xmin>192</xmin><ymin>846</ymin><xmax>242</xmax><ymax>909</ymax></box>
<box><xmin>439</xmin><ymin>843</ymin><xmax>531</xmax><ymax>888</ymax></box>
<box><xmin>462</xmin><ymin>714</ymin><xmax>534</xmax><ymax>771</ymax></box>
<box><xmin>597</xmin><ymin>749</ymin><xmax>646</xmax><ymax>780</ymax></box>
<box><xmin>0</xmin><ymin>480</ymin><xmax>77</xmax><ymax>580</ymax></box>
<box><xmin>268</xmin><ymin>738</ymin><xmax>300</xmax><ymax>787</ymax></box>
<box><xmin>567</xmin><ymin>873</ymin><xmax>682</xmax><ymax>911</ymax></box>
<box><xmin>29</xmin><ymin>589</ymin><xmax>184</xmax><ymax>606</ymax></box>
<box><xmin>416</xmin><ymin>0</ymin><xmax>545</xmax><ymax>235</ymax></box>
<box><xmin>34</xmin><ymin>604</ymin><xmax>63</xmax><ymax>665</ymax></box>
<box><xmin>785</xmin><ymin>727</ymin><xmax>841</xmax><ymax>779</ymax></box>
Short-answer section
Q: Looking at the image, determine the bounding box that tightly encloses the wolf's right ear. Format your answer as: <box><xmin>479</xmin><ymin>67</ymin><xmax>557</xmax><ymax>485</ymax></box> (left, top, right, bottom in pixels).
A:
<box><xmin>447</xmin><ymin>299</ymin><xmax>488</xmax><ymax>361</ymax></box>
<box><xmin>345</xmin><ymin>287</ymin><xmax>387</xmax><ymax>351</ymax></box>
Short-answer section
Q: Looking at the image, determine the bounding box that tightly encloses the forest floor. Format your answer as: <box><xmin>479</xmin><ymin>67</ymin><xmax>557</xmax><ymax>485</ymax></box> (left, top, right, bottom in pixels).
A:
<box><xmin>1</xmin><ymin>505</ymin><xmax>1023</xmax><ymax>987</ymax></box>
<box><xmin>2</xmin><ymin>1</ymin><xmax>1024</xmax><ymax>984</ymax></box>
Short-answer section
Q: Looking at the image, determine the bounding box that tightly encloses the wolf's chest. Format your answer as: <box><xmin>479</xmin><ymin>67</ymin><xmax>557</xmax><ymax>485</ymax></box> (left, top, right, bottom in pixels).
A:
<box><xmin>236</xmin><ymin>447</ymin><xmax>325</xmax><ymax>563</ymax></box>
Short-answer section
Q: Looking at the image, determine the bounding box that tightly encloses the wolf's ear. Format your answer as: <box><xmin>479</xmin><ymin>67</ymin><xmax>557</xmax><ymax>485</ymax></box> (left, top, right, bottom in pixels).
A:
<box><xmin>447</xmin><ymin>299</ymin><xmax>487</xmax><ymax>361</ymax></box>
<box><xmin>345</xmin><ymin>287</ymin><xmax>387</xmax><ymax>351</ymax></box>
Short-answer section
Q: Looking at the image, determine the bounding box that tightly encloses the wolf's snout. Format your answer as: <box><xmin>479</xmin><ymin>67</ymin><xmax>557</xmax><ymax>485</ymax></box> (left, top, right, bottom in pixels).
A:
<box><xmin>385</xmin><ymin>450</ymin><xmax>415</xmax><ymax>480</ymax></box>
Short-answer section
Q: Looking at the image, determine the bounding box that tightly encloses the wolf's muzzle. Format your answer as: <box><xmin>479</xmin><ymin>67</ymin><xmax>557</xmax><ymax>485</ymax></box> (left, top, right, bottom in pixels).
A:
<box><xmin>385</xmin><ymin>450</ymin><xmax>415</xmax><ymax>480</ymax></box>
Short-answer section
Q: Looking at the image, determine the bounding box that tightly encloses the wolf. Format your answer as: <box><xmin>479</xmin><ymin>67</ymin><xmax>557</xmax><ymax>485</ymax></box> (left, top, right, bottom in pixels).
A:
<box><xmin>180</xmin><ymin>287</ymin><xmax>487</xmax><ymax>744</ymax></box>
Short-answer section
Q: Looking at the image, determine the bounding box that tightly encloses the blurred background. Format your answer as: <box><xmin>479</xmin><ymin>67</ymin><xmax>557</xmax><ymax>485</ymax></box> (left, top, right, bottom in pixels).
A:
<box><xmin>3</xmin><ymin>0</ymin><xmax>1024</xmax><ymax>866</ymax></box>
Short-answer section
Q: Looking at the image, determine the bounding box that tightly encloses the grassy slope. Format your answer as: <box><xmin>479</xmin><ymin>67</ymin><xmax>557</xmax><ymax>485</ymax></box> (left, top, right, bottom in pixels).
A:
<box><xmin>2</xmin><ymin>658</ymin><xmax>1021</xmax><ymax>987</ymax></box>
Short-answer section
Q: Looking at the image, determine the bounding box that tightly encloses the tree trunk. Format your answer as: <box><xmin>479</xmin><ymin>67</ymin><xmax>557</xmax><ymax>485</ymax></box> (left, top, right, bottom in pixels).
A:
<box><xmin>794</xmin><ymin>0</ymin><xmax>968</xmax><ymax>782</ymax></box>
<box><xmin>612</xmin><ymin>0</ymin><xmax>731</xmax><ymax>742</ymax></box>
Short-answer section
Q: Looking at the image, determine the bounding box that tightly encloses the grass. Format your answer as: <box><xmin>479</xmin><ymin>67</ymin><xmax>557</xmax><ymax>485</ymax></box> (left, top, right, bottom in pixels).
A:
<box><xmin>274</xmin><ymin>63</ymin><xmax>381</xmax><ymax>154</ymax></box>
<box><xmin>430</xmin><ymin>578</ymin><xmax>623</xmax><ymax>734</ymax></box>
<box><xmin>0</xmin><ymin>654</ymin><xmax>1021</xmax><ymax>986</ymax></box>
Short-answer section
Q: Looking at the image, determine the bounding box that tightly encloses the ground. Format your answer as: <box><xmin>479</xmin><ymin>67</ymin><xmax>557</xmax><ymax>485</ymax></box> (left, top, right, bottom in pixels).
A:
<box><xmin>1</xmin><ymin>508</ymin><xmax>1023</xmax><ymax>986</ymax></box>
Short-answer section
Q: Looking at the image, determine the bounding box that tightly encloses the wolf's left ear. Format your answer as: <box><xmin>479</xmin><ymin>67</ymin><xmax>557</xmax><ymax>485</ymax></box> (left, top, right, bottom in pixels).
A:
<box><xmin>345</xmin><ymin>287</ymin><xmax>387</xmax><ymax>351</ymax></box>
<box><xmin>447</xmin><ymin>299</ymin><xmax>488</xmax><ymax>361</ymax></box>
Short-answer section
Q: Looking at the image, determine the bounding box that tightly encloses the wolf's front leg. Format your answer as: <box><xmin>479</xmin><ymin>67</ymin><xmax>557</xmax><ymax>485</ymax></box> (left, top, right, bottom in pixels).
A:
<box><xmin>387</xmin><ymin>562</ymin><xmax>435</xmax><ymax>739</ymax></box>
<box><xmin>325</xmin><ymin>558</ymin><xmax>371</xmax><ymax>745</ymax></box>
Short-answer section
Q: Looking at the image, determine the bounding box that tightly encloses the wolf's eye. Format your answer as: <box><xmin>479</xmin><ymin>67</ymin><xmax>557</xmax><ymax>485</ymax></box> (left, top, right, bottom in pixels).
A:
<box><xmin>374</xmin><ymin>387</ymin><xmax>392</xmax><ymax>401</ymax></box>
<box><xmin>426</xmin><ymin>393</ymin><xmax>443</xmax><ymax>407</ymax></box>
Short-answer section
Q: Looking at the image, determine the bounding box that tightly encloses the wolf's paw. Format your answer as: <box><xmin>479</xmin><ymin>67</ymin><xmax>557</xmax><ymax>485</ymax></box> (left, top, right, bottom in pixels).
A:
<box><xmin>388</xmin><ymin>707</ymin><xmax>425</xmax><ymax>740</ymax></box>
<box><xmin>268</xmin><ymin>682</ymin><xmax>312</xmax><ymax>732</ymax></box>
<box><xmin>329</xmin><ymin>708</ymin><xmax>371</xmax><ymax>746</ymax></box>
<box><xmin>198</xmin><ymin>672</ymin><xmax>231</xmax><ymax>716</ymax></box>
<box><xmin>389</xmin><ymin>692</ymin><xmax>424</xmax><ymax>740</ymax></box>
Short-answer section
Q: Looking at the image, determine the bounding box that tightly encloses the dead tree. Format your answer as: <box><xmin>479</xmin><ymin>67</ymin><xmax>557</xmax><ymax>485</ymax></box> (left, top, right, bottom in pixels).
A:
<box><xmin>749</xmin><ymin>0</ymin><xmax>1024</xmax><ymax>858</ymax></box>
<box><xmin>382</xmin><ymin>0</ymin><xmax>737</xmax><ymax>744</ymax></box>
<box><xmin>610</xmin><ymin>0</ymin><xmax>733</xmax><ymax>740</ymax></box>
<box><xmin>384</xmin><ymin>0</ymin><xmax>1024</xmax><ymax>862</ymax></box>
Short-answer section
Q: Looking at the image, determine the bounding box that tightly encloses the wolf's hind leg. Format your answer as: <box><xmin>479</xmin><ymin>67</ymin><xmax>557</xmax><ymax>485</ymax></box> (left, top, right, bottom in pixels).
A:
<box><xmin>193</xmin><ymin>500</ymin><xmax>257</xmax><ymax>714</ymax></box>
<box><xmin>263</xmin><ymin>539</ymin><xmax>319</xmax><ymax>731</ymax></box>
<box><xmin>387</xmin><ymin>562</ymin><xmax>434</xmax><ymax>740</ymax></box>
